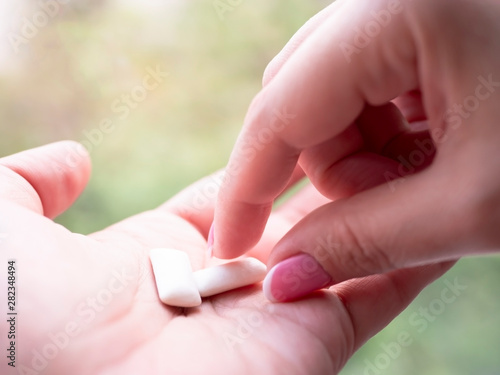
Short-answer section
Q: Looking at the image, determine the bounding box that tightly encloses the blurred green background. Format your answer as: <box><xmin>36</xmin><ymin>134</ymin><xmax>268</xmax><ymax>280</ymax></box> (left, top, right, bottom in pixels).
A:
<box><xmin>1</xmin><ymin>0</ymin><xmax>499</xmax><ymax>373</ymax></box>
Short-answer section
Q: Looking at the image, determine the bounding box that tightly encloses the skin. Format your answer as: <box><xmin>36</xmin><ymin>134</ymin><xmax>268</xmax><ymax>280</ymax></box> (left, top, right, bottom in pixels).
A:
<box><xmin>213</xmin><ymin>0</ymin><xmax>500</xmax><ymax>283</ymax></box>
<box><xmin>0</xmin><ymin>141</ymin><xmax>452</xmax><ymax>374</ymax></box>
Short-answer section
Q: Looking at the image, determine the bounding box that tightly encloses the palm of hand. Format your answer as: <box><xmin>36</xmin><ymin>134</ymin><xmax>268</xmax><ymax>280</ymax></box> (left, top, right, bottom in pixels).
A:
<box><xmin>1</xmin><ymin>142</ymin><xmax>449</xmax><ymax>375</ymax></box>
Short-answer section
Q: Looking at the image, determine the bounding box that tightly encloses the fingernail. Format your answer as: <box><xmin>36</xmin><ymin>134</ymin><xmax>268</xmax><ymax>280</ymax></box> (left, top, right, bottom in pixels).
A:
<box><xmin>263</xmin><ymin>253</ymin><xmax>332</xmax><ymax>302</ymax></box>
<box><xmin>207</xmin><ymin>223</ymin><xmax>214</xmax><ymax>258</ymax></box>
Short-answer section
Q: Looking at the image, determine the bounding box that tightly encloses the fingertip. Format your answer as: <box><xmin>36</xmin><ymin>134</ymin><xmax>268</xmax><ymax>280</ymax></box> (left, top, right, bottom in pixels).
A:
<box><xmin>62</xmin><ymin>140</ymin><xmax>92</xmax><ymax>176</ymax></box>
<box><xmin>212</xmin><ymin>202</ymin><xmax>272</xmax><ymax>259</ymax></box>
<box><xmin>263</xmin><ymin>253</ymin><xmax>332</xmax><ymax>303</ymax></box>
<box><xmin>62</xmin><ymin>139</ymin><xmax>92</xmax><ymax>182</ymax></box>
<box><xmin>0</xmin><ymin>141</ymin><xmax>92</xmax><ymax>218</ymax></box>
<box><xmin>214</xmin><ymin>229</ymin><xmax>273</xmax><ymax>259</ymax></box>
<box><xmin>44</xmin><ymin>141</ymin><xmax>92</xmax><ymax>218</ymax></box>
<box><xmin>211</xmin><ymin>228</ymin><xmax>250</xmax><ymax>259</ymax></box>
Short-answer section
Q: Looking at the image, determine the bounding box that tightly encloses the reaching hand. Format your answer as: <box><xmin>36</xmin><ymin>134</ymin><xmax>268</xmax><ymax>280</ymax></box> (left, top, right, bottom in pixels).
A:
<box><xmin>212</xmin><ymin>0</ymin><xmax>500</xmax><ymax>301</ymax></box>
<box><xmin>1</xmin><ymin>141</ymin><xmax>452</xmax><ymax>374</ymax></box>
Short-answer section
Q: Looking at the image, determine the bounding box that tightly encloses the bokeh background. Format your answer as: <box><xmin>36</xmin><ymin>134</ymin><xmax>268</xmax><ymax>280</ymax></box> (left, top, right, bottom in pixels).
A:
<box><xmin>1</xmin><ymin>0</ymin><xmax>499</xmax><ymax>373</ymax></box>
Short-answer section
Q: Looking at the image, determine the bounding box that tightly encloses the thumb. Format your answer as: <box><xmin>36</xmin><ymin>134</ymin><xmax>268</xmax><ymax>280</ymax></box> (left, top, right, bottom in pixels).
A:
<box><xmin>0</xmin><ymin>141</ymin><xmax>91</xmax><ymax>219</ymax></box>
<box><xmin>262</xmin><ymin>159</ymin><xmax>475</xmax><ymax>302</ymax></box>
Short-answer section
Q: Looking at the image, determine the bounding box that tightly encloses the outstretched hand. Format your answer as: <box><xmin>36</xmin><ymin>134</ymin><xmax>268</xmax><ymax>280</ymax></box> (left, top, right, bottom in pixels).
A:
<box><xmin>1</xmin><ymin>141</ymin><xmax>452</xmax><ymax>374</ymax></box>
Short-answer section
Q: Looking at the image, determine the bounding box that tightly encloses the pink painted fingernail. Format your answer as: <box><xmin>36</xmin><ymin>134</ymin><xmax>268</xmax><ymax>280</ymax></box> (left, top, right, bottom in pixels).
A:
<box><xmin>207</xmin><ymin>223</ymin><xmax>214</xmax><ymax>258</ymax></box>
<box><xmin>263</xmin><ymin>253</ymin><xmax>332</xmax><ymax>302</ymax></box>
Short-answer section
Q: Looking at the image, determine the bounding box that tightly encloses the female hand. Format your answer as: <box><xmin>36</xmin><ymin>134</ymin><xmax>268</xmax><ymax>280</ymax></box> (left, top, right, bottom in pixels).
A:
<box><xmin>212</xmin><ymin>0</ymin><xmax>500</xmax><ymax>301</ymax></box>
<box><xmin>1</xmin><ymin>141</ymin><xmax>451</xmax><ymax>374</ymax></box>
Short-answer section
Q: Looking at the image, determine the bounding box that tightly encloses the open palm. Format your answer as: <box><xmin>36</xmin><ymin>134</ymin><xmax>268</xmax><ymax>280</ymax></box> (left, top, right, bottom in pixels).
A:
<box><xmin>1</xmin><ymin>142</ymin><xmax>451</xmax><ymax>375</ymax></box>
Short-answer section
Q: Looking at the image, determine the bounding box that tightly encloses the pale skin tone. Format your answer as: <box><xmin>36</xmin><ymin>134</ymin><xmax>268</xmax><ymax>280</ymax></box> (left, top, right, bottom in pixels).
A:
<box><xmin>213</xmin><ymin>0</ymin><xmax>500</xmax><ymax>284</ymax></box>
<box><xmin>5</xmin><ymin>0</ymin><xmax>499</xmax><ymax>372</ymax></box>
<box><xmin>0</xmin><ymin>141</ymin><xmax>452</xmax><ymax>374</ymax></box>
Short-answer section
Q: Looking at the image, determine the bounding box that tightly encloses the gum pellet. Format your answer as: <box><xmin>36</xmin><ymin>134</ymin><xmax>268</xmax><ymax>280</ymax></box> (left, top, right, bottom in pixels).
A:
<box><xmin>149</xmin><ymin>248</ymin><xmax>201</xmax><ymax>308</ymax></box>
<box><xmin>193</xmin><ymin>257</ymin><xmax>267</xmax><ymax>297</ymax></box>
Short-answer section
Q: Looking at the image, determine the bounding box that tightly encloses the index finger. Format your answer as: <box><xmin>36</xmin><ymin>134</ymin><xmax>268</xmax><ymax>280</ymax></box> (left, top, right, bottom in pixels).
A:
<box><xmin>214</xmin><ymin>0</ymin><xmax>420</xmax><ymax>258</ymax></box>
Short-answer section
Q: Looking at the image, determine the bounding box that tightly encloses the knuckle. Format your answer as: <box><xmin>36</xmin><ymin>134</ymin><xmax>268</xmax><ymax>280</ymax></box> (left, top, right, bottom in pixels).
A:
<box><xmin>319</xmin><ymin>213</ymin><xmax>397</xmax><ymax>279</ymax></box>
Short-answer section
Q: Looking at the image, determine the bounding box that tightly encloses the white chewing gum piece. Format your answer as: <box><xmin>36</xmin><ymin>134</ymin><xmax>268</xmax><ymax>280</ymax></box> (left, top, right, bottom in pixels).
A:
<box><xmin>149</xmin><ymin>248</ymin><xmax>201</xmax><ymax>308</ymax></box>
<box><xmin>193</xmin><ymin>257</ymin><xmax>267</xmax><ymax>297</ymax></box>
